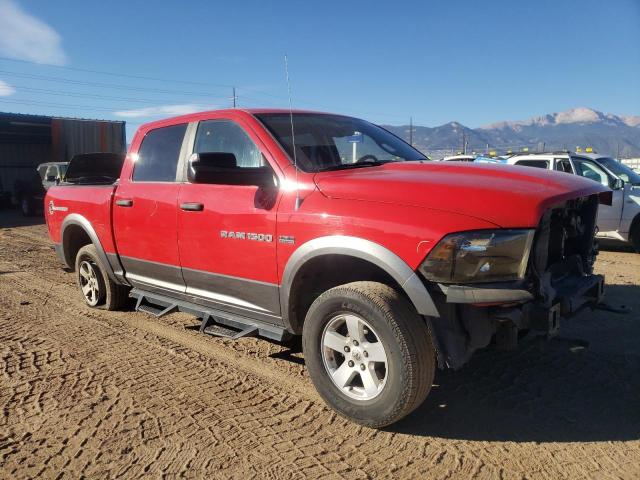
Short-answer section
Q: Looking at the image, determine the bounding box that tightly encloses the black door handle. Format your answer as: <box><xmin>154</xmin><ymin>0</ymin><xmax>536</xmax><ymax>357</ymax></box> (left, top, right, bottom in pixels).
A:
<box><xmin>116</xmin><ymin>199</ymin><xmax>133</xmax><ymax>207</ymax></box>
<box><xmin>180</xmin><ymin>202</ymin><xmax>204</xmax><ymax>211</ymax></box>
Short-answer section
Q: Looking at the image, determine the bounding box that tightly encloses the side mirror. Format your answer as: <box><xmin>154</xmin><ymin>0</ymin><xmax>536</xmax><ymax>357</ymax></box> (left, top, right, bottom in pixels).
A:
<box><xmin>187</xmin><ymin>152</ymin><xmax>275</xmax><ymax>187</ymax></box>
<box><xmin>46</xmin><ymin>175</ymin><xmax>57</xmax><ymax>182</ymax></box>
<box><xmin>610</xmin><ymin>177</ymin><xmax>624</xmax><ymax>190</ymax></box>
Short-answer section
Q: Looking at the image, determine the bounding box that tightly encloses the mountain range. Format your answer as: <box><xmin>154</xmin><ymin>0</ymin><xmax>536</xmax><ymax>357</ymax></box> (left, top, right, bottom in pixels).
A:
<box><xmin>383</xmin><ymin>107</ymin><xmax>640</xmax><ymax>158</ymax></box>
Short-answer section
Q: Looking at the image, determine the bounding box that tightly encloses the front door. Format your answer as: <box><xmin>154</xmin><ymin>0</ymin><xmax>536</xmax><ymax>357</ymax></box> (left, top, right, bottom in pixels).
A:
<box><xmin>177</xmin><ymin>118</ymin><xmax>282</xmax><ymax>323</ymax></box>
<box><xmin>113</xmin><ymin>123</ymin><xmax>188</xmax><ymax>294</ymax></box>
<box><xmin>572</xmin><ymin>157</ymin><xmax>623</xmax><ymax>234</ymax></box>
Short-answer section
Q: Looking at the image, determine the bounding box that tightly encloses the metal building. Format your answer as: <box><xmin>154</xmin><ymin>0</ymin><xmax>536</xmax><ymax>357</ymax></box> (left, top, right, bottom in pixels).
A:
<box><xmin>0</xmin><ymin>112</ymin><xmax>126</xmax><ymax>202</ymax></box>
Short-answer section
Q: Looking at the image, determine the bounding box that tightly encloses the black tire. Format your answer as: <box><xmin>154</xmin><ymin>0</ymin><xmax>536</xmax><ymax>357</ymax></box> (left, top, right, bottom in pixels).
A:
<box><xmin>21</xmin><ymin>196</ymin><xmax>34</xmax><ymax>217</ymax></box>
<box><xmin>75</xmin><ymin>244</ymin><xmax>130</xmax><ymax>310</ymax></box>
<box><xmin>631</xmin><ymin>223</ymin><xmax>640</xmax><ymax>254</ymax></box>
<box><xmin>302</xmin><ymin>281</ymin><xmax>435</xmax><ymax>428</ymax></box>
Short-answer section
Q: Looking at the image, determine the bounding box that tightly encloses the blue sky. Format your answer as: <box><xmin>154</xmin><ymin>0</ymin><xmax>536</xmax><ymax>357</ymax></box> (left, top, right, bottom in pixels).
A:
<box><xmin>0</xmin><ymin>0</ymin><xmax>638</xmax><ymax>140</ymax></box>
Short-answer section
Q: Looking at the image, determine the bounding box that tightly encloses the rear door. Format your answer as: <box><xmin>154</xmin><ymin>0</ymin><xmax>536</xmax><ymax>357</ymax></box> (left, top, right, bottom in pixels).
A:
<box><xmin>176</xmin><ymin>118</ymin><xmax>282</xmax><ymax>323</ymax></box>
<box><xmin>113</xmin><ymin>123</ymin><xmax>188</xmax><ymax>294</ymax></box>
<box><xmin>571</xmin><ymin>157</ymin><xmax>623</xmax><ymax>233</ymax></box>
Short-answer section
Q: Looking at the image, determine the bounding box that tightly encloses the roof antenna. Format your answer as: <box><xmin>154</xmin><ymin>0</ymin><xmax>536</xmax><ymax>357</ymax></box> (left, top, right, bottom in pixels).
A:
<box><xmin>285</xmin><ymin>54</ymin><xmax>302</xmax><ymax>211</ymax></box>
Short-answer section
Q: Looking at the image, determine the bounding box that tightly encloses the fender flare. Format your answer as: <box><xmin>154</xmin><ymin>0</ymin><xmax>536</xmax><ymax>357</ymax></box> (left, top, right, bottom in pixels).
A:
<box><xmin>280</xmin><ymin>235</ymin><xmax>439</xmax><ymax>331</ymax></box>
<box><xmin>60</xmin><ymin>213</ymin><xmax>127</xmax><ymax>285</ymax></box>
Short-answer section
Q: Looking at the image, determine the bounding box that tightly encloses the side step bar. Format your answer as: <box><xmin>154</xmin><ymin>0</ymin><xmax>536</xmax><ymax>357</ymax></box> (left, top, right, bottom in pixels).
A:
<box><xmin>130</xmin><ymin>288</ymin><xmax>289</xmax><ymax>342</ymax></box>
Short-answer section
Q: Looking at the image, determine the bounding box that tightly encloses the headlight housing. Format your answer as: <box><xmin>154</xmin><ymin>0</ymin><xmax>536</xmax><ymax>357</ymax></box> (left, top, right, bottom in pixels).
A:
<box><xmin>419</xmin><ymin>229</ymin><xmax>535</xmax><ymax>284</ymax></box>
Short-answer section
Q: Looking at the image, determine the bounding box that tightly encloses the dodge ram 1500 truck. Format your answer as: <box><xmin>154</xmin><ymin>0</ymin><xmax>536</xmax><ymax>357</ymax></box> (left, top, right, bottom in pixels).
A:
<box><xmin>45</xmin><ymin>109</ymin><xmax>610</xmax><ymax>427</ymax></box>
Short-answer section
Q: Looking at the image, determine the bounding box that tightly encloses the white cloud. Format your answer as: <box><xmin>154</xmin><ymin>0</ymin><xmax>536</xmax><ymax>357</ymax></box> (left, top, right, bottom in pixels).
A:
<box><xmin>114</xmin><ymin>104</ymin><xmax>215</xmax><ymax>118</ymax></box>
<box><xmin>0</xmin><ymin>79</ymin><xmax>15</xmax><ymax>96</ymax></box>
<box><xmin>0</xmin><ymin>0</ymin><xmax>67</xmax><ymax>65</ymax></box>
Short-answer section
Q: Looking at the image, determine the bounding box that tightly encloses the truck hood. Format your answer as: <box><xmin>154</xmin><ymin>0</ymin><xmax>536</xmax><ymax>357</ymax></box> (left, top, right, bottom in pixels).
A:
<box><xmin>314</xmin><ymin>162</ymin><xmax>611</xmax><ymax>227</ymax></box>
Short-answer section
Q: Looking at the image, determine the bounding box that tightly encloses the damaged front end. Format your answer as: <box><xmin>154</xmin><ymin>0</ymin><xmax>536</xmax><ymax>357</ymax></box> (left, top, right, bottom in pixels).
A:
<box><xmin>425</xmin><ymin>194</ymin><xmax>606</xmax><ymax>370</ymax></box>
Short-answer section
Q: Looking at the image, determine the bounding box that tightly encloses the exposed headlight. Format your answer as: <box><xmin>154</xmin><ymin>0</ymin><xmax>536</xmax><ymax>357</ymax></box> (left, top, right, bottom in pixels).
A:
<box><xmin>419</xmin><ymin>229</ymin><xmax>535</xmax><ymax>284</ymax></box>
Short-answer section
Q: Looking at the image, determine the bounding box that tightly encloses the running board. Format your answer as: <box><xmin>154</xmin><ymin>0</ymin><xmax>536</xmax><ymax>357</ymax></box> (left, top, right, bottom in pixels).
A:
<box><xmin>130</xmin><ymin>288</ymin><xmax>289</xmax><ymax>342</ymax></box>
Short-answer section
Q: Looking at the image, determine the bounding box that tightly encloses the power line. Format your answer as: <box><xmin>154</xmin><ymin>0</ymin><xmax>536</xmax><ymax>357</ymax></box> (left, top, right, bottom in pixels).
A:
<box><xmin>0</xmin><ymin>55</ymin><xmax>235</xmax><ymax>89</ymax></box>
<box><xmin>2</xmin><ymin>83</ymin><xmax>232</xmax><ymax>105</ymax></box>
<box><xmin>0</xmin><ymin>69</ymin><xmax>225</xmax><ymax>97</ymax></box>
<box><xmin>0</xmin><ymin>98</ymin><xmax>217</xmax><ymax>114</ymax></box>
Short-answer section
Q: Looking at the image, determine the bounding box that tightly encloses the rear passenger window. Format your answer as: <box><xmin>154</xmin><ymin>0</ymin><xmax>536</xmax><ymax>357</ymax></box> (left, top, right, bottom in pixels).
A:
<box><xmin>515</xmin><ymin>160</ymin><xmax>549</xmax><ymax>169</ymax></box>
<box><xmin>133</xmin><ymin>124</ymin><xmax>187</xmax><ymax>182</ymax></box>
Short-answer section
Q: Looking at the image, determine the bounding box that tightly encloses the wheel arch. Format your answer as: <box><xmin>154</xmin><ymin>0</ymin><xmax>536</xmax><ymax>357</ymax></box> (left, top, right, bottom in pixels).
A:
<box><xmin>60</xmin><ymin>214</ymin><xmax>125</xmax><ymax>285</ymax></box>
<box><xmin>280</xmin><ymin>236</ymin><xmax>439</xmax><ymax>334</ymax></box>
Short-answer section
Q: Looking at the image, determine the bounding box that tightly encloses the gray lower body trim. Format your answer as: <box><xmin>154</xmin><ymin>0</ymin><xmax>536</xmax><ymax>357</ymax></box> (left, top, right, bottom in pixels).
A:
<box><xmin>105</xmin><ymin>252</ymin><xmax>128</xmax><ymax>285</ymax></box>
<box><xmin>120</xmin><ymin>256</ymin><xmax>185</xmax><ymax>293</ymax></box>
<box><xmin>182</xmin><ymin>266</ymin><xmax>281</xmax><ymax>316</ymax></box>
<box><xmin>120</xmin><ymin>256</ymin><xmax>283</xmax><ymax>325</ymax></box>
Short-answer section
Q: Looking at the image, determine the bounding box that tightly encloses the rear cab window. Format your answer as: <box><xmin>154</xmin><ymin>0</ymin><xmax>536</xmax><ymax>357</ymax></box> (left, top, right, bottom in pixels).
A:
<box><xmin>133</xmin><ymin>124</ymin><xmax>187</xmax><ymax>182</ymax></box>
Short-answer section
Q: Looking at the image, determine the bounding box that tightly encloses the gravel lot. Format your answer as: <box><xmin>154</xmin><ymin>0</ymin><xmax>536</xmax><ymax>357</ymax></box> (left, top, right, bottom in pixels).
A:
<box><xmin>1</xmin><ymin>211</ymin><xmax>639</xmax><ymax>479</ymax></box>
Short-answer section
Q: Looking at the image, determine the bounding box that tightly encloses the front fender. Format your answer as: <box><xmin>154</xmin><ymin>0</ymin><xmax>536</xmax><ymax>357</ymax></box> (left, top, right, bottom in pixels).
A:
<box><xmin>280</xmin><ymin>235</ymin><xmax>439</xmax><ymax>330</ymax></box>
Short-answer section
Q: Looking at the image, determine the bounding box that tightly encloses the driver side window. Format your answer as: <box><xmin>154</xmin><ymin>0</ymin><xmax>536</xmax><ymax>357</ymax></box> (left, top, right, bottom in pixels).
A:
<box><xmin>194</xmin><ymin>120</ymin><xmax>264</xmax><ymax>168</ymax></box>
<box><xmin>573</xmin><ymin>159</ymin><xmax>609</xmax><ymax>186</ymax></box>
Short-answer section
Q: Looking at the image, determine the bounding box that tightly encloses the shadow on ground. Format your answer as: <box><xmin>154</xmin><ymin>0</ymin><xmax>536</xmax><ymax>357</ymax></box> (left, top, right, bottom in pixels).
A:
<box><xmin>0</xmin><ymin>209</ymin><xmax>45</xmax><ymax>228</ymax></box>
<box><xmin>391</xmin><ymin>283</ymin><xmax>640</xmax><ymax>442</ymax></box>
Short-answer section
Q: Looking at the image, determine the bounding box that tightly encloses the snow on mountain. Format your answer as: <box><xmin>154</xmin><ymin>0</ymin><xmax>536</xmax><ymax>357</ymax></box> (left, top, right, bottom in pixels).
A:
<box><xmin>384</xmin><ymin>107</ymin><xmax>640</xmax><ymax>157</ymax></box>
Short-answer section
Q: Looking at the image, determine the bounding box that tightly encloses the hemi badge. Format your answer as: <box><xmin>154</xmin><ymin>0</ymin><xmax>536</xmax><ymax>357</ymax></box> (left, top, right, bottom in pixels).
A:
<box><xmin>278</xmin><ymin>235</ymin><xmax>295</xmax><ymax>245</ymax></box>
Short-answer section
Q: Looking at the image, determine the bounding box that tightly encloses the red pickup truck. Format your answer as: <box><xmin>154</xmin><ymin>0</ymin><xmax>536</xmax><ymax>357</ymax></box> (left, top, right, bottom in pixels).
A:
<box><xmin>45</xmin><ymin>109</ymin><xmax>610</xmax><ymax>427</ymax></box>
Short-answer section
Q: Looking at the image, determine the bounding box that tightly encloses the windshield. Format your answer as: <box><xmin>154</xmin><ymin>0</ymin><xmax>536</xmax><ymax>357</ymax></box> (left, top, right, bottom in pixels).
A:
<box><xmin>255</xmin><ymin>113</ymin><xmax>428</xmax><ymax>172</ymax></box>
<box><xmin>596</xmin><ymin>157</ymin><xmax>640</xmax><ymax>185</ymax></box>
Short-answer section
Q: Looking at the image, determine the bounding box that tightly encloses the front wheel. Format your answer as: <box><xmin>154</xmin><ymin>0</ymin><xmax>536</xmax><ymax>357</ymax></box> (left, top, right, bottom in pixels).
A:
<box><xmin>302</xmin><ymin>281</ymin><xmax>435</xmax><ymax>428</ymax></box>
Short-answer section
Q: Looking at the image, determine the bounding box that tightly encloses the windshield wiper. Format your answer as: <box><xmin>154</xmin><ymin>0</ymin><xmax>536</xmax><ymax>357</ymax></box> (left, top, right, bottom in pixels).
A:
<box><xmin>318</xmin><ymin>160</ymin><xmax>393</xmax><ymax>172</ymax></box>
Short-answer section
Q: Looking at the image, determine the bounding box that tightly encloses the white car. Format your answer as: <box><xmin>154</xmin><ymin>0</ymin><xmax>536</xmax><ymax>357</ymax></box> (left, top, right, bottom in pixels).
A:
<box><xmin>442</xmin><ymin>154</ymin><xmax>476</xmax><ymax>162</ymax></box>
<box><xmin>505</xmin><ymin>152</ymin><xmax>640</xmax><ymax>252</ymax></box>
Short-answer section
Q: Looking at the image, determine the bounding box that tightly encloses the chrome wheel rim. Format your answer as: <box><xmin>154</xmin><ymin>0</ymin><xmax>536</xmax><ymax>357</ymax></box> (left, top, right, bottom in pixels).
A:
<box><xmin>79</xmin><ymin>260</ymin><xmax>100</xmax><ymax>306</ymax></box>
<box><xmin>321</xmin><ymin>313</ymin><xmax>388</xmax><ymax>401</ymax></box>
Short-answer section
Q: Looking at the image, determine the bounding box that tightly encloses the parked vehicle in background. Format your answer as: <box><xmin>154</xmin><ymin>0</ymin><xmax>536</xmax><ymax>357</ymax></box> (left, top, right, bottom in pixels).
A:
<box><xmin>442</xmin><ymin>154</ymin><xmax>475</xmax><ymax>162</ymax></box>
<box><xmin>14</xmin><ymin>161</ymin><xmax>69</xmax><ymax>216</ymax></box>
<box><xmin>0</xmin><ymin>175</ymin><xmax>10</xmax><ymax>210</ymax></box>
<box><xmin>44</xmin><ymin>109</ymin><xmax>610</xmax><ymax>427</ymax></box>
<box><xmin>506</xmin><ymin>152</ymin><xmax>640</xmax><ymax>252</ymax></box>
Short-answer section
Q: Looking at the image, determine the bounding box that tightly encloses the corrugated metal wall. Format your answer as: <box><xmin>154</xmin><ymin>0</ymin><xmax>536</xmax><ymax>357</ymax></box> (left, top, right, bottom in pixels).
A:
<box><xmin>0</xmin><ymin>143</ymin><xmax>52</xmax><ymax>193</ymax></box>
<box><xmin>51</xmin><ymin>118</ymin><xmax>126</xmax><ymax>163</ymax></box>
<box><xmin>0</xmin><ymin>113</ymin><xmax>125</xmax><ymax>199</ymax></box>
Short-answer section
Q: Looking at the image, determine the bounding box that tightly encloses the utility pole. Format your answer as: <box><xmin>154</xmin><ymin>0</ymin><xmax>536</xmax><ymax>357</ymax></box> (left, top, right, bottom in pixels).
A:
<box><xmin>232</xmin><ymin>87</ymin><xmax>237</xmax><ymax>108</ymax></box>
<box><xmin>409</xmin><ymin>117</ymin><xmax>413</xmax><ymax>146</ymax></box>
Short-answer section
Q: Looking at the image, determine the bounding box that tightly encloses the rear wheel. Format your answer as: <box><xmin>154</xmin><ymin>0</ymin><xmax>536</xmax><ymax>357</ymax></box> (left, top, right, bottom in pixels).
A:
<box><xmin>303</xmin><ymin>281</ymin><xmax>435</xmax><ymax>428</ymax></box>
<box><xmin>75</xmin><ymin>244</ymin><xmax>129</xmax><ymax>310</ymax></box>
<box><xmin>21</xmin><ymin>196</ymin><xmax>34</xmax><ymax>216</ymax></box>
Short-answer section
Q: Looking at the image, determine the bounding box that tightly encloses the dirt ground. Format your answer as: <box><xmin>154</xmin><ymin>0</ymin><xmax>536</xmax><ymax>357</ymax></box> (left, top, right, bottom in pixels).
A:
<box><xmin>0</xmin><ymin>211</ymin><xmax>639</xmax><ymax>479</ymax></box>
